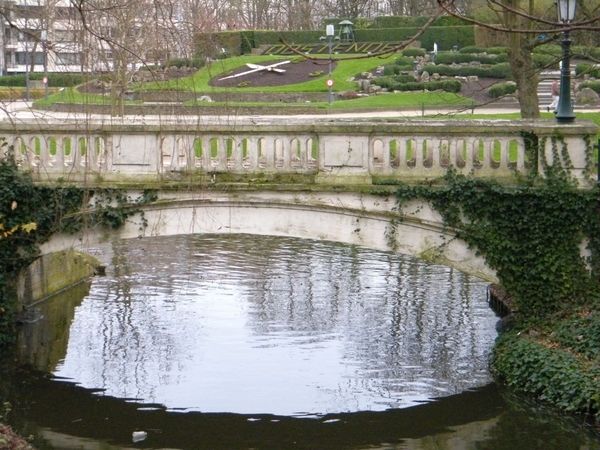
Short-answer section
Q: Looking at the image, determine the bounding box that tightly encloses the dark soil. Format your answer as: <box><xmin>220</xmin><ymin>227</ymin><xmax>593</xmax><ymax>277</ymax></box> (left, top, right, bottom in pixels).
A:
<box><xmin>460</xmin><ymin>78</ymin><xmax>503</xmax><ymax>104</ymax></box>
<box><xmin>209</xmin><ymin>59</ymin><xmax>336</xmax><ymax>89</ymax></box>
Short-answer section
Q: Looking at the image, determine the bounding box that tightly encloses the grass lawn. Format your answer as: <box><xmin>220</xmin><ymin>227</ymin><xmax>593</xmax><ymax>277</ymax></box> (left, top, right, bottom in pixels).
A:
<box><xmin>35</xmin><ymin>54</ymin><xmax>473</xmax><ymax>108</ymax></box>
<box><xmin>146</xmin><ymin>54</ymin><xmax>400</xmax><ymax>93</ymax></box>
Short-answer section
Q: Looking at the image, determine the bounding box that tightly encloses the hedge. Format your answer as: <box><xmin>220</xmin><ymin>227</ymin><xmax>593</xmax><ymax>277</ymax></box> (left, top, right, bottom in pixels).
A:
<box><xmin>488</xmin><ymin>82</ymin><xmax>517</xmax><ymax>98</ymax></box>
<box><xmin>433</xmin><ymin>51</ymin><xmax>508</xmax><ymax>65</ymax></box>
<box><xmin>0</xmin><ymin>73</ymin><xmax>84</xmax><ymax>87</ymax></box>
<box><xmin>372</xmin><ymin>77</ymin><xmax>462</xmax><ymax>93</ymax></box>
<box><xmin>576</xmin><ymin>63</ymin><xmax>600</xmax><ymax>78</ymax></box>
<box><xmin>196</xmin><ymin>25</ymin><xmax>476</xmax><ymax>57</ymax></box>
<box><xmin>383</xmin><ymin>65</ymin><xmax>414</xmax><ymax>76</ymax></box>
<box><xmin>421</xmin><ymin>62</ymin><xmax>512</xmax><ymax>78</ymax></box>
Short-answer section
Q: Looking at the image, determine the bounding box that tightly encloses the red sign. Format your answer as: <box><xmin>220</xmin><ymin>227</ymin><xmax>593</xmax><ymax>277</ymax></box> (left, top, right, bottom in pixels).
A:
<box><xmin>326</xmin><ymin>78</ymin><xmax>334</xmax><ymax>88</ymax></box>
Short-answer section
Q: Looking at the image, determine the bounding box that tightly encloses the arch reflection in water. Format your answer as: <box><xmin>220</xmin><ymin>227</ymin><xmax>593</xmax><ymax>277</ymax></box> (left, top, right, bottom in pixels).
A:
<box><xmin>53</xmin><ymin>234</ymin><xmax>498</xmax><ymax>416</ymax></box>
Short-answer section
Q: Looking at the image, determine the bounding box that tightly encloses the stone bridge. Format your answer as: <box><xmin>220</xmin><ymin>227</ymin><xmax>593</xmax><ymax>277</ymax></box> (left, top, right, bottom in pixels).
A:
<box><xmin>5</xmin><ymin>116</ymin><xmax>597</xmax><ymax>305</ymax></box>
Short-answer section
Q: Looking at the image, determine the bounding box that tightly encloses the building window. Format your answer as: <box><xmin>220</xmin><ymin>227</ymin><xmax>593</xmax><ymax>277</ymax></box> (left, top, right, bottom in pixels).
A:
<box><xmin>56</xmin><ymin>52</ymin><xmax>81</xmax><ymax>65</ymax></box>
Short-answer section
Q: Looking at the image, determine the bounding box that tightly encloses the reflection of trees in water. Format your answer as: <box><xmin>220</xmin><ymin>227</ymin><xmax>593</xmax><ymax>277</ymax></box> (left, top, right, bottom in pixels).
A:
<box><xmin>60</xmin><ymin>237</ymin><xmax>191</xmax><ymax>402</ymax></box>
<box><xmin>242</xmin><ymin>237</ymin><xmax>495</xmax><ymax>402</ymax></box>
<box><xmin>54</xmin><ymin>233</ymin><xmax>496</xmax><ymax>410</ymax></box>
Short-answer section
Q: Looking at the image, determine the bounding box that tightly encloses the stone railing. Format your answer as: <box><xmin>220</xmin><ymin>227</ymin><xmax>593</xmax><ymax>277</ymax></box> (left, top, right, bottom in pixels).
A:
<box><xmin>1</xmin><ymin>117</ymin><xmax>597</xmax><ymax>185</ymax></box>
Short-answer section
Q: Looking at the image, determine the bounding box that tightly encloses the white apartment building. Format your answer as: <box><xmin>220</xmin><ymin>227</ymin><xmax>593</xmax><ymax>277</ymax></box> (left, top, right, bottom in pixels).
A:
<box><xmin>1</xmin><ymin>0</ymin><xmax>187</xmax><ymax>76</ymax></box>
<box><xmin>2</xmin><ymin>0</ymin><xmax>84</xmax><ymax>75</ymax></box>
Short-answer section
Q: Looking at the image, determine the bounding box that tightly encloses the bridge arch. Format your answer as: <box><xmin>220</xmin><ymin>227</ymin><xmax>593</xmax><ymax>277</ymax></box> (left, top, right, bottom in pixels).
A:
<box><xmin>41</xmin><ymin>189</ymin><xmax>496</xmax><ymax>283</ymax></box>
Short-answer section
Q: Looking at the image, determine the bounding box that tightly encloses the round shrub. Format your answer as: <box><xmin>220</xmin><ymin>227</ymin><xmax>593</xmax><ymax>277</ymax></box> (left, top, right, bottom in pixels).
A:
<box><xmin>421</xmin><ymin>62</ymin><xmax>512</xmax><ymax>79</ymax></box>
<box><xmin>402</xmin><ymin>48</ymin><xmax>426</xmax><ymax>57</ymax></box>
<box><xmin>372</xmin><ymin>77</ymin><xmax>461</xmax><ymax>93</ymax></box>
<box><xmin>433</xmin><ymin>52</ymin><xmax>508</xmax><ymax>65</ymax></box>
<box><xmin>395</xmin><ymin>56</ymin><xmax>414</xmax><ymax>66</ymax></box>
<box><xmin>579</xmin><ymin>81</ymin><xmax>600</xmax><ymax>95</ymax></box>
<box><xmin>576</xmin><ymin>63</ymin><xmax>600</xmax><ymax>78</ymax></box>
<box><xmin>488</xmin><ymin>81</ymin><xmax>517</xmax><ymax>98</ymax></box>
<box><xmin>383</xmin><ymin>65</ymin><xmax>398</xmax><ymax>76</ymax></box>
<box><xmin>534</xmin><ymin>45</ymin><xmax>562</xmax><ymax>57</ymax></box>
<box><xmin>459</xmin><ymin>45</ymin><xmax>485</xmax><ymax>54</ymax></box>
<box><xmin>342</xmin><ymin>90</ymin><xmax>359</xmax><ymax>99</ymax></box>
<box><xmin>532</xmin><ymin>54</ymin><xmax>559</xmax><ymax>70</ymax></box>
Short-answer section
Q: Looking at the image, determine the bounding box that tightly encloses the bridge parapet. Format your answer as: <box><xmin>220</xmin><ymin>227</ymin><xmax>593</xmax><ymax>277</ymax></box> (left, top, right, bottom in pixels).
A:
<box><xmin>2</xmin><ymin>118</ymin><xmax>597</xmax><ymax>185</ymax></box>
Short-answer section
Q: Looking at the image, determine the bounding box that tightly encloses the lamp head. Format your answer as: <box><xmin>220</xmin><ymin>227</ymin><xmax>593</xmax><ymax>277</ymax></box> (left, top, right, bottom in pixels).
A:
<box><xmin>326</xmin><ymin>24</ymin><xmax>335</xmax><ymax>36</ymax></box>
<box><xmin>556</xmin><ymin>0</ymin><xmax>577</xmax><ymax>23</ymax></box>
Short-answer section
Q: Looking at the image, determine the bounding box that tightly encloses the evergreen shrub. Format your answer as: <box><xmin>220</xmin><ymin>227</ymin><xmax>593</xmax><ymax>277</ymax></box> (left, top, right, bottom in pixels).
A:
<box><xmin>402</xmin><ymin>48</ymin><xmax>426</xmax><ymax>57</ymax></box>
<box><xmin>421</xmin><ymin>62</ymin><xmax>512</xmax><ymax>78</ymax></box>
<box><xmin>576</xmin><ymin>63</ymin><xmax>600</xmax><ymax>78</ymax></box>
<box><xmin>488</xmin><ymin>81</ymin><xmax>517</xmax><ymax>98</ymax></box>
<box><xmin>459</xmin><ymin>45</ymin><xmax>486</xmax><ymax>54</ymax></box>
<box><xmin>433</xmin><ymin>51</ymin><xmax>508</xmax><ymax>65</ymax></box>
<box><xmin>579</xmin><ymin>81</ymin><xmax>600</xmax><ymax>95</ymax></box>
<box><xmin>372</xmin><ymin>77</ymin><xmax>461</xmax><ymax>93</ymax></box>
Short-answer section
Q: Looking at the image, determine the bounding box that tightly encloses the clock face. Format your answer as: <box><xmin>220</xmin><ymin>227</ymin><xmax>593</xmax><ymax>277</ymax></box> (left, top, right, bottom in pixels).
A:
<box><xmin>209</xmin><ymin>59</ymin><xmax>336</xmax><ymax>88</ymax></box>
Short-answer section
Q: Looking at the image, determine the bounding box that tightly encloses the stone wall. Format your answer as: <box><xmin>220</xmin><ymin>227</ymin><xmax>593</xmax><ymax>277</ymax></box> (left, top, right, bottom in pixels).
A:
<box><xmin>17</xmin><ymin>249</ymin><xmax>101</xmax><ymax>306</ymax></box>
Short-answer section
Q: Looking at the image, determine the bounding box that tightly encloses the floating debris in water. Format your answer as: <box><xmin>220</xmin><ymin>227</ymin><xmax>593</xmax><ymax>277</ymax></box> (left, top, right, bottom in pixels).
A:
<box><xmin>132</xmin><ymin>431</ymin><xmax>148</xmax><ymax>443</ymax></box>
<box><xmin>322</xmin><ymin>419</ymin><xmax>341</xmax><ymax>424</ymax></box>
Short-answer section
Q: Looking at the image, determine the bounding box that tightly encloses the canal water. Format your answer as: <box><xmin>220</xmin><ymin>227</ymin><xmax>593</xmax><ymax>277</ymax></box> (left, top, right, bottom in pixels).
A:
<box><xmin>1</xmin><ymin>234</ymin><xmax>598</xmax><ymax>449</ymax></box>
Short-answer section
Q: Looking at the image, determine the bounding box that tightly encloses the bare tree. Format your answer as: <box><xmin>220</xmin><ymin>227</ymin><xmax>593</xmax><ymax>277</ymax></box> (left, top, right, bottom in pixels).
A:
<box><xmin>71</xmin><ymin>0</ymin><xmax>184</xmax><ymax>115</ymax></box>
<box><xmin>438</xmin><ymin>0</ymin><xmax>600</xmax><ymax>118</ymax></box>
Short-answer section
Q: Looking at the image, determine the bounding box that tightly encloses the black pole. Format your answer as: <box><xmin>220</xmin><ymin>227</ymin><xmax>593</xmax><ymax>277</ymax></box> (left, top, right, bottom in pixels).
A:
<box><xmin>327</xmin><ymin>38</ymin><xmax>333</xmax><ymax>105</ymax></box>
<box><xmin>596</xmin><ymin>139</ymin><xmax>600</xmax><ymax>186</ymax></box>
<box><xmin>555</xmin><ymin>29</ymin><xmax>575</xmax><ymax>123</ymax></box>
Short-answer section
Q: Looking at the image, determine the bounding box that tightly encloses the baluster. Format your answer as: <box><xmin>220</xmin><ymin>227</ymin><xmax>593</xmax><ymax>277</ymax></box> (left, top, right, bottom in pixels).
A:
<box><xmin>231</xmin><ymin>137</ymin><xmax>243</xmax><ymax>170</ymax></box>
<box><xmin>265</xmin><ymin>137</ymin><xmax>276</xmax><ymax>170</ymax></box>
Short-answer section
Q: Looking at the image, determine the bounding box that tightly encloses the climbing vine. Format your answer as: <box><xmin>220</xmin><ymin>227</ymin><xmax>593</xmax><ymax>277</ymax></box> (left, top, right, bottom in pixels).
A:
<box><xmin>389</xmin><ymin>150</ymin><xmax>600</xmax><ymax>420</ymax></box>
<box><xmin>391</xmin><ymin>169</ymin><xmax>599</xmax><ymax>321</ymax></box>
<box><xmin>0</xmin><ymin>149</ymin><xmax>157</xmax><ymax>348</ymax></box>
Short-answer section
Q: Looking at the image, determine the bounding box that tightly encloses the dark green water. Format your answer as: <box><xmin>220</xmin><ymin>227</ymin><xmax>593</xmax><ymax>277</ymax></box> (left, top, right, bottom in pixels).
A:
<box><xmin>1</xmin><ymin>234</ymin><xmax>598</xmax><ymax>449</ymax></box>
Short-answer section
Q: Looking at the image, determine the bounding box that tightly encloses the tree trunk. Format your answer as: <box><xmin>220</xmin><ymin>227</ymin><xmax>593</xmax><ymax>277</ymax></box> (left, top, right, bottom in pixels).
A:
<box><xmin>505</xmin><ymin>0</ymin><xmax>540</xmax><ymax>118</ymax></box>
<box><xmin>508</xmin><ymin>42</ymin><xmax>540</xmax><ymax>118</ymax></box>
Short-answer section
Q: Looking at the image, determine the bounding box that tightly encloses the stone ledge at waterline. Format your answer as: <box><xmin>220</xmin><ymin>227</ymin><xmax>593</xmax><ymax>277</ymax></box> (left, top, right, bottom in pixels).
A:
<box><xmin>17</xmin><ymin>249</ymin><xmax>103</xmax><ymax>307</ymax></box>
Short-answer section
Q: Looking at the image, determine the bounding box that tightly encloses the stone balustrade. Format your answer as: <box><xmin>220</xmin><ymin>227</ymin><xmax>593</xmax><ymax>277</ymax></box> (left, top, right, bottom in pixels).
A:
<box><xmin>1</xmin><ymin>117</ymin><xmax>597</xmax><ymax>185</ymax></box>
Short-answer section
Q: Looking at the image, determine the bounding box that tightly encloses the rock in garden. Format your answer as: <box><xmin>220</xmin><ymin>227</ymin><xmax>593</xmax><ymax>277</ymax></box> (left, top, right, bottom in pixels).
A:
<box><xmin>575</xmin><ymin>87</ymin><xmax>599</xmax><ymax>106</ymax></box>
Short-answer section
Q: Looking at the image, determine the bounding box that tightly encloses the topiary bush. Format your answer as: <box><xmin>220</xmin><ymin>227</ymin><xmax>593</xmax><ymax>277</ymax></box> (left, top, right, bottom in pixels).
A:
<box><xmin>532</xmin><ymin>54</ymin><xmax>559</xmax><ymax>70</ymax></box>
<box><xmin>402</xmin><ymin>48</ymin><xmax>426</xmax><ymax>58</ymax></box>
<box><xmin>372</xmin><ymin>77</ymin><xmax>461</xmax><ymax>93</ymax></box>
<box><xmin>421</xmin><ymin>62</ymin><xmax>512</xmax><ymax>78</ymax></box>
<box><xmin>433</xmin><ymin>51</ymin><xmax>508</xmax><ymax>65</ymax></box>
<box><xmin>458</xmin><ymin>45</ymin><xmax>486</xmax><ymax>54</ymax></box>
<box><xmin>488</xmin><ymin>81</ymin><xmax>517</xmax><ymax>98</ymax></box>
<box><xmin>575</xmin><ymin>63</ymin><xmax>600</xmax><ymax>78</ymax></box>
<box><xmin>579</xmin><ymin>81</ymin><xmax>600</xmax><ymax>95</ymax></box>
<box><xmin>395</xmin><ymin>56</ymin><xmax>415</xmax><ymax>66</ymax></box>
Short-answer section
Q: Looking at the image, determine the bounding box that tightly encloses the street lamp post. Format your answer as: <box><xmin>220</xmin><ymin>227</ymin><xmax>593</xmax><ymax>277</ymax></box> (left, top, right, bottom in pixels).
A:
<box><xmin>319</xmin><ymin>25</ymin><xmax>339</xmax><ymax>105</ymax></box>
<box><xmin>555</xmin><ymin>0</ymin><xmax>577</xmax><ymax>124</ymax></box>
<box><xmin>42</xmin><ymin>31</ymin><xmax>49</xmax><ymax>101</ymax></box>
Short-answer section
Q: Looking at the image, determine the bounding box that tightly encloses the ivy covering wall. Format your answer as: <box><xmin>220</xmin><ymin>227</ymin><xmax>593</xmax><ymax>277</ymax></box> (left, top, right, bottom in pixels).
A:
<box><xmin>0</xmin><ymin>150</ymin><xmax>156</xmax><ymax>348</ymax></box>
<box><xmin>388</xmin><ymin>161</ymin><xmax>600</xmax><ymax>421</ymax></box>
